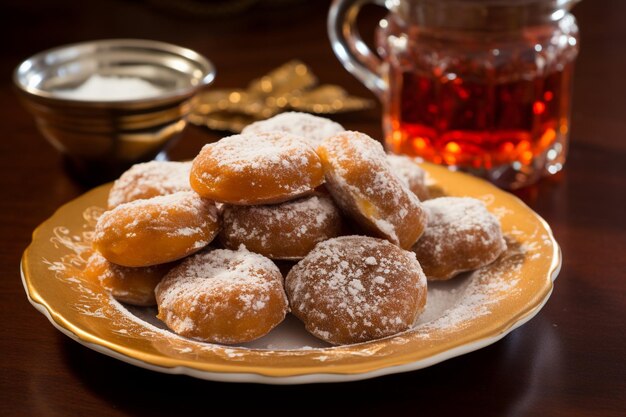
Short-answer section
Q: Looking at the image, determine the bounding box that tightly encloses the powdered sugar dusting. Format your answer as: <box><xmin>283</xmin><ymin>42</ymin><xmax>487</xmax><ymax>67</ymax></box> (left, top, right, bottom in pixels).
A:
<box><xmin>191</xmin><ymin>132</ymin><xmax>323</xmax><ymax>202</ymax></box>
<box><xmin>198</xmin><ymin>132</ymin><xmax>318</xmax><ymax>178</ymax></box>
<box><xmin>221</xmin><ymin>194</ymin><xmax>343</xmax><ymax>259</ymax></box>
<box><xmin>242</xmin><ymin>112</ymin><xmax>345</xmax><ymax>147</ymax></box>
<box><xmin>319</xmin><ymin>132</ymin><xmax>427</xmax><ymax>248</ymax></box>
<box><xmin>423</xmin><ymin>197</ymin><xmax>504</xmax><ymax>246</ymax></box>
<box><xmin>84</xmin><ymin>251</ymin><xmax>167</xmax><ymax>305</ymax></box>
<box><xmin>40</xmin><ymin>192</ymin><xmax>556</xmax><ymax>359</ymax></box>
<box><xmin>108</xmin><ymin>161</ymin><xmax>191</xmax><ymax>208</ymax></box>
<box><xmin>93</xmin><ymin>191</ymin><xmax>219</xmax><ymax>266</ymax></box>
<box><xmin>155</xmin><ymin>246</ymin><xmax>288</xmax><ymax>343</ymax></box>
<box><xmin>95</xmin><ymin>191</ymin><xmax>218</xmax><ymax>242</ymax></box>
<box><xmin>157</xmin><ymin>247</ymin><xmax>283</xmax><ymax>313</ymax></box>
<box><xmin>412</xmin><ymin>197</ymin><xmax>507</xmax><ymax>280</ymax></box>
<box><xmin>386</xmin><ymin>154</ymin><xmax>429</xmax><ymax>201</ymax></box>
<box><xmin>286</xmin><ymin>236</ymin><xmax>427</xmax><ymax>345</ymax></box>
<box><xmin>364</xmin><ymin>256</ymin><xmax>377</xmax><ymax>265</ymax></box>
<box><xmin>414</xmin><ymin>235</ymin><xmax>527</xmax><ymax>333</ymax></box>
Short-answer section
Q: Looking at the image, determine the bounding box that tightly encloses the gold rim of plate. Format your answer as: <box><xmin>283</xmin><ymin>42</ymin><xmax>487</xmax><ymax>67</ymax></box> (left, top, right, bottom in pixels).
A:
<box><xmin>21</xmin><ymin>163</ymin><xmax>561</xmax><ymax>380</ymax></box>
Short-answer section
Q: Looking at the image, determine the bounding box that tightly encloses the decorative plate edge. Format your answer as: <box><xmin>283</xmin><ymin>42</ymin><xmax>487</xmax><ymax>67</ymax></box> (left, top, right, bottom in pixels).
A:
<box><xmin>20</xmin><ymin>251</ymin><xmax>560</xmax><ymax>384</ymax></box>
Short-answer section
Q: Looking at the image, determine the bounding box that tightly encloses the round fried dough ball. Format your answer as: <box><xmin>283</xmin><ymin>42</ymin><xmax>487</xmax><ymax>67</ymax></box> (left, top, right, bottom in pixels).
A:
<box><xmin>412</xmin><ymin>197</ymin><xmax>507</xmax><ymax>280</ymax></box>
<box><xmin>94</xmin><ymin>191</ymin><xmax>219</xmax><ymax>267</ymax></box>
<box><xmin>317</xmin><ymin>131</ymin><xmax>428</xmax><ymax>249</ymax></box>
<box><xmin>286</xmin><ymin>236</ymin><xmax>427</xmax><ymax>345</ymax></box>
<box><xmin>242</xmin><ymin>112</ymin><xmax>345</xmax><ymax>147</ymax></box>
<box><xmin>84</xmin><ymin>251</ymin><xmax>172</xmax><ymax>306</ymax></box>
<box><xmin>155</xmin><ymin>246</ymin><xmax>288</xmax><ymax>344</ymax></box>
<box><xmin>190</xmin><ymin>132</ymin><xmax>324</xmax><ymax>205</ymax></box>
<box><xmin>107</xmin><ymin>161</ymin><xmax>192</xmax><ymax>209</ymax></box>
<box><xmin>220</xmin><ymin>194</ymin><xmax>344</xmax><ymax>260</ymax></box>
<box><xmin>386</xmin><ymin>154</ymin><xmax>429</xmax><ymax>201</ymax></box>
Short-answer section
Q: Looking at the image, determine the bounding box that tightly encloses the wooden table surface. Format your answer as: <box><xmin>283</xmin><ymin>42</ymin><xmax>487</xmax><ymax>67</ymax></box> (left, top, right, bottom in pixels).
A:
<box><xmin>1</xmin><ymin>1</ymin><xmax>624</xmax><ymax>416</ymax></box>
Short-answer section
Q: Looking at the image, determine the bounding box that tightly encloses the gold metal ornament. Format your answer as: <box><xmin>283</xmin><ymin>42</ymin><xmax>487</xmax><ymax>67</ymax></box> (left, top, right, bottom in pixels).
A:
<box><xmin>189</xmin><ymin>60</ymin><xmax>374</xmax><ymax>132</ymax></box>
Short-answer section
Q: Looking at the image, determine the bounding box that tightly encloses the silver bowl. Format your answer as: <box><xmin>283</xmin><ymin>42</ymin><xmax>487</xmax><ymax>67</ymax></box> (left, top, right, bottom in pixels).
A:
<box><xmin>14</xmin><ymin>39</ymin><xmax>216</xmax><ymax>182</ymax></box>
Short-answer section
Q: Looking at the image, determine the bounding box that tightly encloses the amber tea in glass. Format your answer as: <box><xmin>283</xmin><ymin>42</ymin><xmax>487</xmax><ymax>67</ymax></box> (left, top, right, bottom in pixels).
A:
<box><xmin>329</xmin><ymin>0</ymin><xmax>580</xmax><ymax>189</ymax></box>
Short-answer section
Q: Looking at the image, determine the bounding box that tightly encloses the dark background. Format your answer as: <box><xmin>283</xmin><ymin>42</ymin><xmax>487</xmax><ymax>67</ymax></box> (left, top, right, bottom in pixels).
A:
<box><xmin>0</xmin><ymin>1</ymin><xmax>624</xmax><ymax>416</ymax></box>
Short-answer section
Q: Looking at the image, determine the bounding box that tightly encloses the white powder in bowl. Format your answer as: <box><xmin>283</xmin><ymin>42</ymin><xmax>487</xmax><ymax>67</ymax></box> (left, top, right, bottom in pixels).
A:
<box><xmin>54</xmin><ymin>74</ymin><xmax>165</xmax><ymax>101</ymax></box>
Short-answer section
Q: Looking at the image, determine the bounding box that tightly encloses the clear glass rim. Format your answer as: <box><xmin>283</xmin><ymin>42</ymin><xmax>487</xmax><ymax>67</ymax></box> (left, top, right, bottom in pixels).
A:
<box><xmin>389</xmin><ymin>0</ymin><xmax>581</xmax><ymax>31</ymax></box>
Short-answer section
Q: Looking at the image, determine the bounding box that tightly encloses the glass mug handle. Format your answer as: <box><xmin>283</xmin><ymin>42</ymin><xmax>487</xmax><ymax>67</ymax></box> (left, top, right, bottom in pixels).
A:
<box><xmin>328</xmin><ymin>0</ymin><xmax>389</xmax><ymax>98</ymax></box>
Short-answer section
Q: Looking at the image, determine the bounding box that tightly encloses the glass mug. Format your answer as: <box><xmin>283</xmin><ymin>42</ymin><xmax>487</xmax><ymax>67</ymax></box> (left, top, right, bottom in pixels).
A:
<box><xmin>329</xmin><ymin>0</ymin><xmax>579</xmax><ymax>189</ymax></box>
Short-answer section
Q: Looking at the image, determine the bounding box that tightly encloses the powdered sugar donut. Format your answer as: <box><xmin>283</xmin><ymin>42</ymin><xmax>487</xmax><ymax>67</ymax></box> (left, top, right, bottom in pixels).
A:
<box><xmin>386</xmin><ymin>154</ymin><xmax>429</xmax><ymax>201</ymax></box>
<box><xmin>317</xmin><ymin>131</ymin><xmax>428</xmax><ymax>249</ymax></box>
<box><xmin>190</xmin><ymin>132</ymin><xmax>324</xmax><ymax>205</ymax></box>
<box><xmin>107</xmin><ymin>161</ymin><xmax>192</xmax><ymax>209</ymax></box>
<box><xmin>242</xmin><ymin>112</ymin><xmax>345</xmax><ymax>147</ymax></box>
<box><xmin>155</xmin><ymin>246</ymin><xmax>288</xmax><ymax>344</ymax></box>
<box><xmin>286</xmin><ymin>236</ymin><xmax>427</xmax><ymax>345</ymax></box>
<box><xmin>94</xmin><ymin>191</ymin><xmax>219</xmax><ymax>267</ymax></box>
<box><xmin>412</xmin><ymin>197</ymin><xmax>507</xmax><ymax>280</ymax></box>
<box><xmin>84</xmin><ymin>251</ymin><xmax>172</xmax><ymax>306</ymax></box>
<box><xmin>220</xmin><ymin>194</ymin><xmax>344</xmax><ymax>260</ymax></box>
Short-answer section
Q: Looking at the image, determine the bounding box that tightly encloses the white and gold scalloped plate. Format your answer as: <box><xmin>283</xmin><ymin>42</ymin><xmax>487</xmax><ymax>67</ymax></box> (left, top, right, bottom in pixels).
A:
<box><xmin>21</xmin><ymin>163</ymin><xmax>560</xmax><ymax>384</ymax></box>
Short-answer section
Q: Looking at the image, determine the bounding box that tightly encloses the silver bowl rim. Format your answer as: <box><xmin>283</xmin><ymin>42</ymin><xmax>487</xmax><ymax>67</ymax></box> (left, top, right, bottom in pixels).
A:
<box><xmin>13</xmin><ymin>38</ymin><xmax>216</xmax><ymax>106</ymax></box>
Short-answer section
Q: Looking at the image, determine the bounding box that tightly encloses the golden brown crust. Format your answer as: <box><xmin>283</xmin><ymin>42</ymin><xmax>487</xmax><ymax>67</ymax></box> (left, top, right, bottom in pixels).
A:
<box><xmin>93</xmin><ymin>191</ymin><xmax>219</xmax><ymax>267</ymax></box>
<box><xmin>155</xmin><ymin>247</ymin><xmax>288</xmax><ymax>344</ymax></box>
<box><xmin>107</xmin><ymin>161</ymin><xmax>191</xmax><ymax>209</ymax></box>
<box><xmin>220</xmin><ymin>194</ymin><xmax>344</xmax><ymax>260</ymax></box>
<box><xmin>386</xmin><ymin>154</ymin><xmax>430</xmax><ymax>201</ymax></box>
<box><xmin>241</xmin><ymin>112</ymin><xmax>345</xmax><ymax>147</ymax></box>
<box><xmin>83</xmin><ymin>251</ymin><xmax>173</xmax><ymax>306</ymax></box>
<box><xmin>190</xmin><ymin>132</ymin><xmax>324</xmax><ymax>205</ymax></box>
<box><xmin>412</xmin><ymin>197</ymin><xmax>507</xmax><ymax>280</ymax></box>
<box><xmin>317</xmin><ymin>132</ymin><xmax>428</xmax><ymax>249</ymax></box>
<box><xmin>286</xmin><ymin>236</ymin><xmax>427</xmax><ymax>345</ymax></box>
